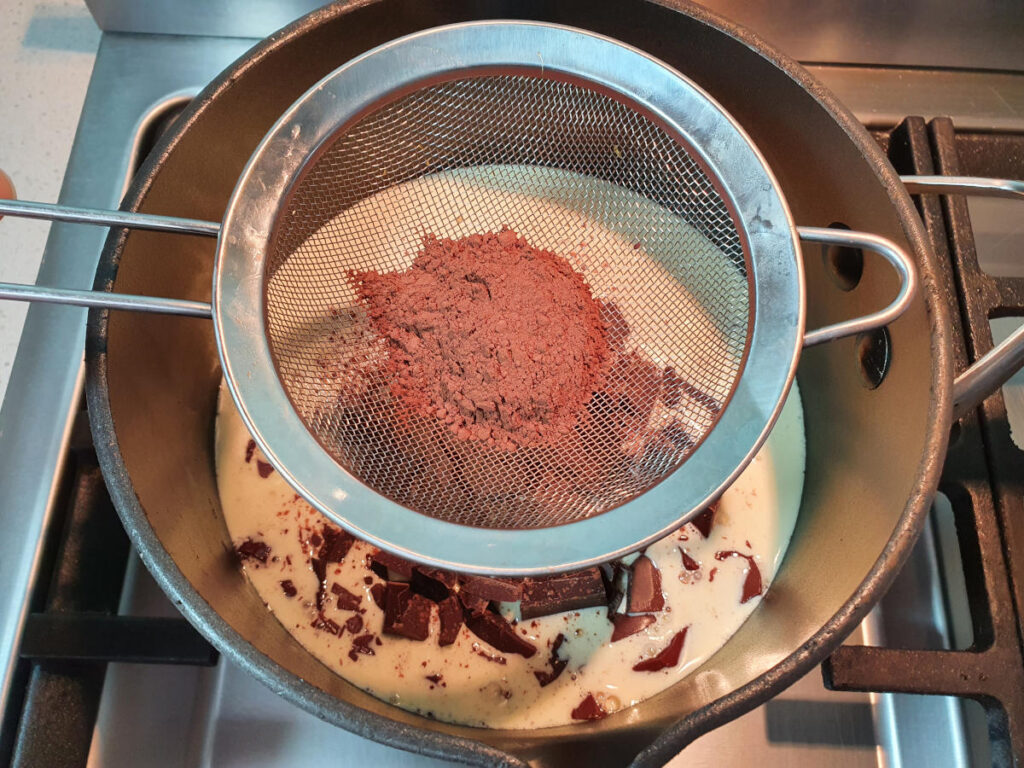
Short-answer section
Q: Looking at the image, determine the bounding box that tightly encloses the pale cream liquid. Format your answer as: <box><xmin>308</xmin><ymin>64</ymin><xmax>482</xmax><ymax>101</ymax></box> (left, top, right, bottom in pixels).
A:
<box><xmin>215</xmin><ymin>383</ymin><xmax>803</xmax><ymax>729</ymax></box>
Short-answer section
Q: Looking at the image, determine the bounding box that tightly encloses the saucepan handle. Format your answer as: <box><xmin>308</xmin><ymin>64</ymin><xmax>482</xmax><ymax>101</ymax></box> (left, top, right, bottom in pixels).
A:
<box><xmin>797</xmin><ymin>226</ymin><xmax>918</xmax><ymax>347</ymax></box>
<box><xmin>0</xmin><ymin>198</ymin><xmax>218</xmax><ymax>317</ymax></box>
<box><xmin>899</xmin><ymin>175</ymin><xmax>1024</xmax><ymax>419</ymax></box>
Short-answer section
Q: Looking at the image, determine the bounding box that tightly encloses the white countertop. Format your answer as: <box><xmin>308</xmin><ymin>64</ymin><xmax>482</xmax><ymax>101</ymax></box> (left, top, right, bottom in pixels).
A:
<box><xmin>0</xmin><ymin>0</ymin><xmax>99</xmax><ymax>403</ymax></box>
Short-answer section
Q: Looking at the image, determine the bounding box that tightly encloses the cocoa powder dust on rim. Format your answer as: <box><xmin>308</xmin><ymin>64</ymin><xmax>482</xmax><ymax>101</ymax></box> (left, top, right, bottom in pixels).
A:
<box><xmin>351</xmin><ymin>229</ymin><xmax>612</xmax><ymax>451</ymax></box>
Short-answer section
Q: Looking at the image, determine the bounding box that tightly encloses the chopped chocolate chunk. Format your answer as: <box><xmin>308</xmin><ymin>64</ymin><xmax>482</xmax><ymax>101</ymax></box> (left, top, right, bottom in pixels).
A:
<box><xmin>369</xmin><ymin>582</ymin><xmax>386</xmax><ymax>609</ymax></box>
<box><xmin>319</xmin><ymin>526</ymin><xmax>355</xmax><ymax>563</ymax></box>
<box><xmin>363</xmin><ymin>576</ymin><xmax>374</xmax><ymax>585</ymax></box>
<box><xmin>311</xmin><ymin>557</ymin><xmax>328</xmax><ymax>611</ymax></box>
<box><xmin>465</xmin><ymin>612</ymin><xmax>536</xmax><ymax>658</ymax></box>
<box><xmin>382</xmin><ymin>583</ymin><xmax>432</xmax><ymax>641</ymax></box>
<box><xmin>457</xmin><ymin>589</ymin><xmax>490</xmax><ymax>616</ymax></box>
<box><xmin>244</xmin><ymin>439</ymin><xmax>256</xmax><ymax>463</ymax></box>
<box><xmin>331</xmin><ymin>583</ymin><xmax>362</xmax><ymax>611</ymax></box>
<box><xmin>691</xmin><ymin>503</ymin><xmax>718</xmax><ymax>539</ymax></box>
<box><xmin>610</xmin><ymin>613</ymin><xmax>656</xmax><ymax>642</ymax></box>
<box><xmin>349</xmin><ymin>633</ymin><xmax>376</xmax><ymax>662</ymax></box>
<box><xmin>715</xmin><ymin>550</ymin><xmax>763</xmax><ymax>603</ymax></box>
<box><xmin>534</xmin><ymin>633</ymin><xmax>568</xmax><ymax>686</ymax></box>
<box><xmin>369</xmin><ymin>561</ymin><xmax>388</xmax><ymax>580</ymax></box>
<box><xmin>603</xmin><ymin>562</ymin><xmax>628</xmax><ymax>614</ymax></box>
<box><xmin>627</xmin><ymin>556</ymin><xmax>664</xmax><ymax>613</ymax></box>
<box><xmin>437</xmin><ymin>596</ymin><xmax>463</xmax><ymax>646</ymax></box>
<box><xmin>426</xmin><ymin>674</ymin><xmax>443</xmax><ymax>684</ymax></box>
<box><xmin>310</xmin><ymin>532</ymin><xmax>323</xmax><ymax>548</ymax></box>
<box><xmin>345</xmin><ymin>614</ymin><xmax>363</xmax><ymax>634</ymax></box>
<box><xmin>370</xmin><ymin>549</ymin><xmax>414</xmax><ymax>579</ymax></box>
<box><xmin>571</xmin><ymin>693</ymin><xmax>608</xmax><ymax>721</ymax></box>
<box><xmin>679</xmin><ymin>549</ymin><xmax>700</xmax><ymax>572</ymax></box>
<box><xmin>520</xmin><ymin>569</ymin><xmax>606</xmax><ymax>619</ymax></box>
<box><xmin>460</xmin><ymin>575</ymin><xmax>523</xmax><ymax>603</ymax></box>
<box><xmin>279</xmin><ymin>579</ymin><xmax>297</xmax><ymax>598</ymax></box>
<box><xmin>475</xmin><ymin>648</ymin><xmax>507</xmax><ymax>664</ymax></box>
<box><xmin>311</xmin><ymin>615</ymin><xmax>343</xmax><ymax>636</ymax></box>
<box><xmin>256</xmin><ymin>460</ymin><xmax>274</xmax><ymax>478</ymax></box>
<box><xmin>411</xmin><ymin>568</ymin><xmax>453</xmax><ymax>602</ymax></box>
<box><xmin>633</xmin><ymin>627</ymin><xmax>688</xmax><ymax>672</ymax></box>
<box><xmin>236</xmin><ymin>538</ymin><xmax>271</xmax><ymax>564</ymax></box>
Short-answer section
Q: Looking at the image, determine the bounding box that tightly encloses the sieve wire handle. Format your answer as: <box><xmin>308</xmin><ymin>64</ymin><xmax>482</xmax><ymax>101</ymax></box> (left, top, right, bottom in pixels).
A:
<box><xmin>0</xmin><ymin>198</ymin><xmax>218</xmax><ymax>317</ymax></box>
<box><xmin>899</xmin><ymin>175</ymin><xmax>1024</xmax><ymax>419</ymax></box>
<box><xmin>797</xmin><ymin>226</ymin><xmax>918</xmax><ymax>347</ymax></box>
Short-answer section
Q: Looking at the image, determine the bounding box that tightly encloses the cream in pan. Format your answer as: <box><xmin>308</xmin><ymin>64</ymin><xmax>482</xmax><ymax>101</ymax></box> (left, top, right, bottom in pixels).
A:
<box><xmin>215</xmin><ymin>382</ymin><xmax>804</xmax><ymax>729</ymax></box>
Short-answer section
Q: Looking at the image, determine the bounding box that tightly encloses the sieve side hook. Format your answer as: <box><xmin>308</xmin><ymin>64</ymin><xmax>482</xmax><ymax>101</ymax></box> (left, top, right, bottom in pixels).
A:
<box><xmin>797</xmin><ymin>226</ymin><xmax>918</xmax><ymax>347</ymax></box>
<box><xmin>0</xmin><ymin>198</ymin><xmax>218</xmax><ymax>317</ymax></box>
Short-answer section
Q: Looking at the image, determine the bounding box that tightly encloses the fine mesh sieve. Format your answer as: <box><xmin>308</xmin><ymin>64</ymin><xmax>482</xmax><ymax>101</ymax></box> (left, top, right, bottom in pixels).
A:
<box><xmin>0</xmin><ymin>21</ymin><xmax>920</xmax><ymax>574</ymax></box>
<box><xmin>264</xmin><ymin>74</ymin><xmax>750</xmax><ymax>530</ymax></box>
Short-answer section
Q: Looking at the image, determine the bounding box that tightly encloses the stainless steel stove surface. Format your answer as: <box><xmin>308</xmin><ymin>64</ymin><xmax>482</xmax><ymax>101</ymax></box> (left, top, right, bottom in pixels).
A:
<box><xmin>0</xmin><ymin>4</ymin><xmax>1022</xmax><ymax>767</ymax></box>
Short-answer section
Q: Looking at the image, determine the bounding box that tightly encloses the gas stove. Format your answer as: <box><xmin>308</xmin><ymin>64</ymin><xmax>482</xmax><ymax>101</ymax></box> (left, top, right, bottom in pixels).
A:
<box><xmin>0</xmin><ymin>4</ymin><xmax>1022</xmax><ymax>766</ymax></box>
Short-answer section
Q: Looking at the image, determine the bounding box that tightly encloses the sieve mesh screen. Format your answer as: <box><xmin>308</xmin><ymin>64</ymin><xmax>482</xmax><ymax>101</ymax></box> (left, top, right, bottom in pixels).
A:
<box><xmin>264</xmin><ymin>74</ymin><xmax>750</xmax><ymax>529</ymax></box>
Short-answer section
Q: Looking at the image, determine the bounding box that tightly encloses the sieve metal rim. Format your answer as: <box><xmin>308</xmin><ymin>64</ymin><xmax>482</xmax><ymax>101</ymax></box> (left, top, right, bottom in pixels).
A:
<box><xmin>212</xmin><ymin>20</ymin><xmax>803</xmax><ymax>575</ymax></box>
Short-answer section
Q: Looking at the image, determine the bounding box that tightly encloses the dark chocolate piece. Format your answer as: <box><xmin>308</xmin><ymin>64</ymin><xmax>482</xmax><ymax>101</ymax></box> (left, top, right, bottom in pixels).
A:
<box><xmin>437</xmin><ymin>596</ymin><xmax>463</xmax><ymax>646</ymax></box>
<box><xmin>633</xmin><ymin>627</ymin><xmax>688</xmax><ymax>672</ymax></box>
<box><xmin>520</xmin><ymin>569</ymin><xmax>606</xmax><ymax>619</ymax></box>
<box><xmin>714</xmin><ymin>551</ymin><xmax>763</xmax><ymax>603</ymax></box>
<box><xmin>610</xmin><ymin>613</ymin><xmax>656</xmax><ymax>642</ymax></box>
<box><xmin>331</xmin><ymin>582</ymin><xmax>362</xmax><ymax>611</ymax></box>
<box><xmin>460</xmin><ymin>574</ymin><xmax>522</xmax><ymax>603</ymax></box>
<box><xmin>457</xmin><ymin>589</ymin><xmax>490</xmax><ymax>616</ymax></box>
<box><xmin>571</xmin><ymin>693</ymin><xmax>608</xmax><ymax>721</ymax></box>
<box><xmin>627</xmin><ymin>556</ymin><xmax>664</xmax><ymax>613</ymax></box>
<box><xmin>369</xmin><ymin>582</ymin><xmax>386</xmax><ymax>609</ymax></box>
<box><xmin>370</xmin><ymin>549</ymin><xmax>414</xmax><ymax>579</ymax></box>
<box><xmin>426</xmin><ymin>674</ymin><xmax>443</xmax><ymax>684</ymax></box>
<box><xmin>319</xmin><ymin>526</ymin><xmax>355</xmax><ymax>563</ymax></box>
<box><xmin>279</xmin><ymin>580</ymin><xmax>297</xmax><ymax>598</ymax></box>
<box><xmin>369</xmin><ymin>561</ymin><xmax>388</xmax><ymax>580</ymax></box>
<box><xmin>603</xmin><ymin>562</ymin><xmax>628</xmax><ymax>614</ymax></box>
<box><xmin>679</xmin><ymin>549</ymin><xmax>700</xmax><ymax>572</ymax></box>
<box><xmin>311</xmin><ymin>557</ymin><xmax>327</xmax><ymax>611</ymax></box>
<box><xmin>256</xmin><ymin>459</ymin><xmax>274</xmax><ymax>478</ymax></box>
<box><xmin>382</xmin><ymin>583</ymin><xmax>432</xmax><ymax>641</ymax></box>
<box><xmin>311</xmin><ymin>615</ymin><xmax>342</xmax><ymax>636</ymax></box>
<box><xmin>348</xmin><ymin>633</ymin><xmax>376</xmax><ymax>662</ymax></box>
<box><xmin>345</xmin><ymin>614</ymin><xmax>363</xmax><ymax>634</ymax></box>
<box><xmin>411</xmin><ymin>568</ymin><xmax>453</xmax><ymax>602</ymax></box>
<box><xmin>691</xmin><ymin>503</ymin><xmax>718</xmax><ymax>539</ymax></box>
<box><xmin>236</xmin><ymin>539</ymin><xmax>270</xmax><ymax>564</ymax></box>
<box><xmin>534</xmin><ymin>633</ymin><xmax>567</xmax><ymax>687</ymax></box>
<box><xmin>465</xmin><ymin>612</ymin><xmax>536</xmax><ymax>658</ymax></box>
<box><xmin>244</xmin><ymin>439</ymin><xmax>256</xmax><ymax>463</ymax></box>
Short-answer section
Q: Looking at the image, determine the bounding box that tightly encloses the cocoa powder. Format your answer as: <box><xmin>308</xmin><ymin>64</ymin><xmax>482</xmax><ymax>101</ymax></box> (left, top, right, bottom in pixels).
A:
<box><xmin>352</xmin><ymin>230</ymin><xmax>611</xmax><ymax>451</ymax></box>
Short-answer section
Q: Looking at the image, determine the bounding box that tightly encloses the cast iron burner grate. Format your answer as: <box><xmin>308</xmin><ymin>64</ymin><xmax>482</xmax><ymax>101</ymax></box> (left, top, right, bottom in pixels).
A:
<box><xmin>824</xmin><ymin>116</ymin><xmax>1024</xmax><ymax>768</ymax></box>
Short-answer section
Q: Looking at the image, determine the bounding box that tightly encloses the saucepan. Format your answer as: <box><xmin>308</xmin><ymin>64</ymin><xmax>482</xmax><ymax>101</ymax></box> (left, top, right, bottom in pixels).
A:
<box><xmin>5</xmin><ymin>0</ymin><xmax>1022</xmax><ymax>765</ymax></box>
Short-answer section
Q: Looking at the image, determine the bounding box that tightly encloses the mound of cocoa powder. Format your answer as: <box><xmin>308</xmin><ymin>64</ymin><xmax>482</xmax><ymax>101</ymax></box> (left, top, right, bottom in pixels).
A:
<box><xmin>351</xmin><ymin>229</ymin><xmax>611</xmax><ymax>451</ymax></box>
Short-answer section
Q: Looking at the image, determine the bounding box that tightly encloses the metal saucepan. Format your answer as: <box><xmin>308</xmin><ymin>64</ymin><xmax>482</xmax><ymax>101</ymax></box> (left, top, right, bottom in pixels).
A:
<box><xmin>16</xmin><ymin>0</ymin><xmax>1012</xmax><ymax>764</ymax></box>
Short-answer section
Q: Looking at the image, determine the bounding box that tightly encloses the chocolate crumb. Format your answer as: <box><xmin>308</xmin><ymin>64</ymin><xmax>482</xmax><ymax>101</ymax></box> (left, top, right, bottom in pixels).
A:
<box><xmin>244</xmin><ymin>439</ymin><xmax>256</xmax><ymax>463</ymax></box>
<box><xmin>256</xmin><ymin>460</ymin><xmax>274</xmax><ymax>478</ymax></box>
<box><xmin>279</xmin><ymin>579</ymin><xmax>297</xmax><ymax>598</ymax></box>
